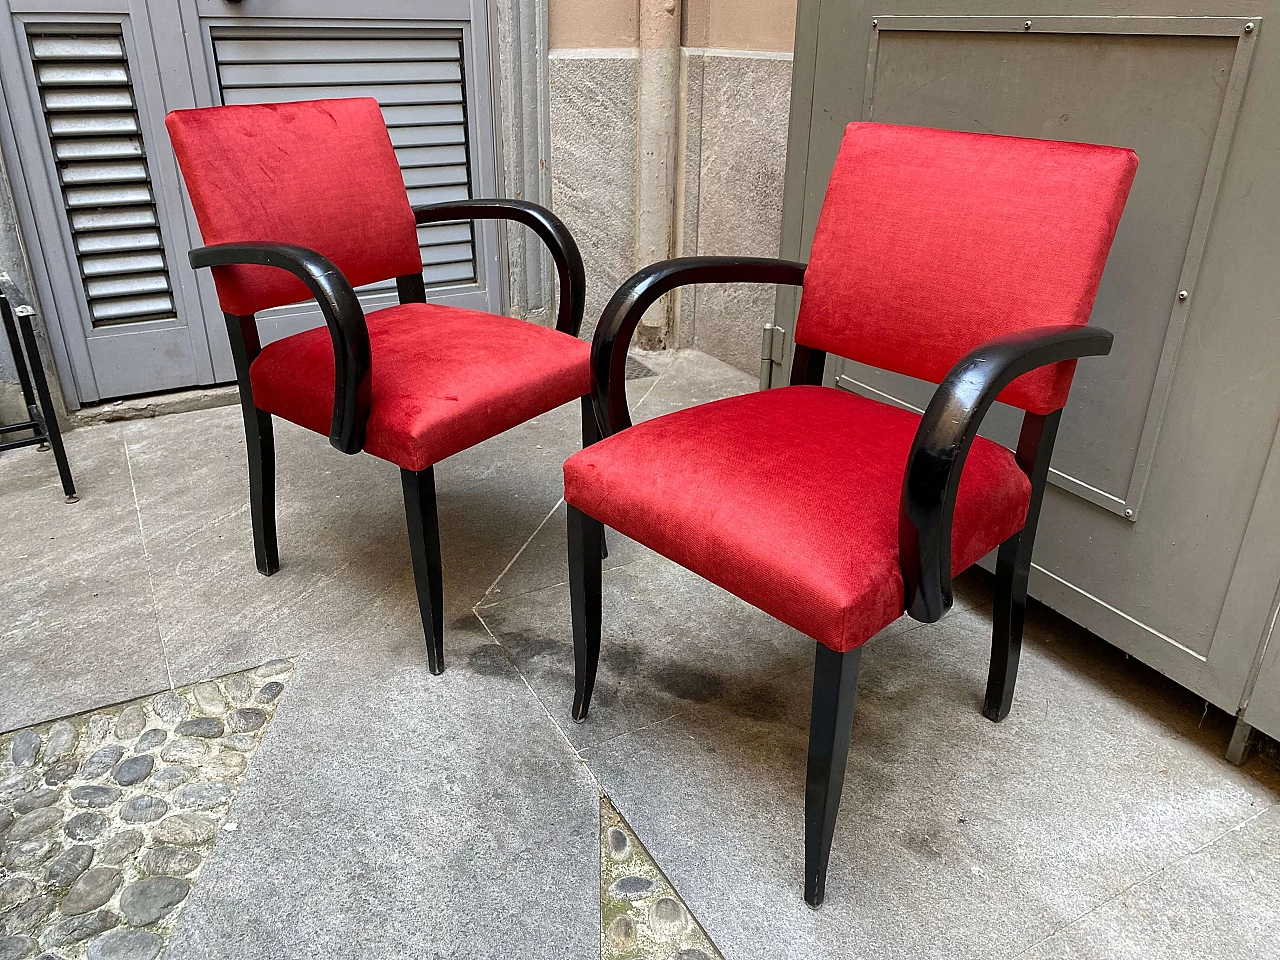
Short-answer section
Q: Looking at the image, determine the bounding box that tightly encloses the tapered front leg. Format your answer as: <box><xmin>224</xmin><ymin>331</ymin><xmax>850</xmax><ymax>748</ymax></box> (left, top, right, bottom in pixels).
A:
<box><xmin>984</xmin><ymin>532</ymin><xmax>1028</xmax><ymax>722</ymax></box>
<box><xmin>244</xmin><ymin>408</ymin><xmax>278</xmax><ymax>576</ymax></box>
<box><xmin>984</xmin><ymin>409</ymin><xmax>1060</xmax><ymax>723</ymax></box>
<box><xmin>402</xmin><ymin>467</ymin><xmax>445</xmax><ymax>674</ymax></box>
<box><xmin>568</xmin><ymin>504</ymin><xmax>603</xmax><ymax>722</ymax></box>
<box><xmin>805</xmin><ymin>643</ymin><xmax>863</xmax><ymax>908</ymax></box>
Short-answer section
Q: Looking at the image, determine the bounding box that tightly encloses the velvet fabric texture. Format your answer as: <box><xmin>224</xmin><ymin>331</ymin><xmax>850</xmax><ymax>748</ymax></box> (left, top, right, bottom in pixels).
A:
<box><xmin>564</xmin><ymin>386</ymin><xmax>1030</xmax><ymax>652</ymax></box>
<box><xmin>166</xmin><ymin>98</ymin><xmax>421</xmax><ymax>316</ymax></box>
<box><xmin>797</xmin><ymin>123</ymin><xmax>1138</xmax><ymax>414</ymax></box>
<box><xmin>252</xmin><ymin>303</ymin><xmax>591</xmax><ymax>472</ymax></box>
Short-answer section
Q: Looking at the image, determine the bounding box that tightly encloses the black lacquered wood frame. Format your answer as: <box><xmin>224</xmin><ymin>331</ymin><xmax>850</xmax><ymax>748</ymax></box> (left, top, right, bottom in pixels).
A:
<box><xmin>570</xmin><ymin>255</ymin><xmax>1114</xmax><ymax>906</ymax></box>
<box><xmin>188</xmin><ymin>199</ymin><xmax>590</xmax><ymax>675</ymax></box>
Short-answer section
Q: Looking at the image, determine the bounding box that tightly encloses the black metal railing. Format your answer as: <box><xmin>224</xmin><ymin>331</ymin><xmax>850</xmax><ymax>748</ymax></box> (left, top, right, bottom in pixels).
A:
<box><xmin>1</xmin><ymin>271</ymin><xmax>75</xmax><ymax>501</ymax></box>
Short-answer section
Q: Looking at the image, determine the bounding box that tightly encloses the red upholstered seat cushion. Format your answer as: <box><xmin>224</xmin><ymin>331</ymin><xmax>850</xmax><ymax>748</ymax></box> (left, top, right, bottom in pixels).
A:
<box><xmin>797</xmin><ymin>123</ymin><xmax>1138</xmax><ymax>414</ymax></box>
<box><xmin>251</xmin><ymin>303</ymin><xmax>590</xmax><ymax>472</ymax></box>
<box><xmin>563</xmin><ymin>386</ymin><xmax>1031</xmax><ymax>652</ymax></box>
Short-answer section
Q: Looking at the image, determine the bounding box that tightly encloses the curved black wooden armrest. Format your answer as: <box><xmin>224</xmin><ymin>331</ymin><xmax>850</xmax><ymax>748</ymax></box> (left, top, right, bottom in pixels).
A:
<box><xmin>412</xmin><ymin>200</ymin><xmax>586</xmax><ymax>337</ymax></box>
<box><xmin>898</xmin><ymin>324</ymin><xmax>1114</xmax><ymax>623</ymax></box>
<box><xmin>591</xmin><ymin>256</ymin><xmax>807</xmax><ymax>436</ymax></box>
<box><xmin>189</xmin><ymin>242</ymin><xmax>370</xmax><ymax>455</ymax></box>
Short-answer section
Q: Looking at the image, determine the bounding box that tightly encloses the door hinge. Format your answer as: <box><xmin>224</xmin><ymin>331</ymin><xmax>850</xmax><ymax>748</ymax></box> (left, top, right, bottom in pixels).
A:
<box><xmin>759</xmin><ymin>323</ymin><xmax>786</xmax><ymax>389</ymax></box>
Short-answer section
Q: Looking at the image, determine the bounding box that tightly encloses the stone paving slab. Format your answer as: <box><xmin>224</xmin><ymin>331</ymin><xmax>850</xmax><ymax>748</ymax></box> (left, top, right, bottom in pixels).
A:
<box><xmin>117</xmin><ymin>399</ymin><xmax>587</xmax><ymax>688</ymax></box>
<box><xmin>0</xmin><ymin>423</ymin><xmax>168</xmax><ymax>733</ymax></box>
<box><xmin>0</xmin><ymin>661</ymin><xmax>292</xmax><ymax>960</ymax></box>
<box><xmin>1019</xmin><ymin>803</ymin><xmax>1280</xmax><ymax>959</ymax></box>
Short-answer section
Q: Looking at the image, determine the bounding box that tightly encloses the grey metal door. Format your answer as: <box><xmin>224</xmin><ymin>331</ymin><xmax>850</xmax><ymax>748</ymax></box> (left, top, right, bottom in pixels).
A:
<box><xmin>168</xmin><ymin>0</ymin><xmax>504</xmax><ymax>362</ymax></box>
<box><xmin>0</xmin><ymin>0</ymin><xmax>502</xmax><ymax>401</ymax></box>
<box><xmin>780</xmin><ymin>2</ymin><xmax>1280</xmax><ymax>730</ymax></box>
<box><xmin>0</xmin><ymin>0</ymin><xmax>223</xmax><ymax>401</ymax></box>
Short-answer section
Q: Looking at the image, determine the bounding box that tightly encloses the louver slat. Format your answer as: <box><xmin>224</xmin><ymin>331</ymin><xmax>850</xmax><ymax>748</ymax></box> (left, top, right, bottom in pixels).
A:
<box><xmin>81</xmin><ymin>252</ymin><xmax>166</xmax><ymax>277</ymax></box>
<box><xmin>71</xmin><ymin>207</ymin><xmax>157</xmax><ymax>232</ymax></box>
<box><xmin>43</xmin><ymin>89</ymin><xmax>135</xmax><ymax>111</ymax></box>
<box><xmin>60</xmin><ymin>159</ymin><xmax>149</xmax><ymax>184</ymax></box>
<box><xmin>55</xmin><ymin>136</ymin><xmax>144</xmax><ymax>160</ymax></box>
<box><xmin>213</xmin><ymin>32</ymin><xmax>476</xmax><ymax>290</ymax></box>
<box><xmin>214</xmin><ymin>37</ymin><xmax>460</xmax><ymax>64</ymax></box>
<box><xmin>75</xmin><ymin>229</ymin><xmax>163</xmax><ymax>254</ymax></box>
<box><xmin>218</xmin><ymin>60</ymin><xmax>460</xmax><ymax>87</ymax></box>
<box><xmin>29</xmin><ymin>29</ymin><xmax>176</xmax><ymax>326</ymax></box>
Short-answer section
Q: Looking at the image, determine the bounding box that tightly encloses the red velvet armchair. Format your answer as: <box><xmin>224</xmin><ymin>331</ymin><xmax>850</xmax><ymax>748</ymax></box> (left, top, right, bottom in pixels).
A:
<box><xmin>166</xmin><ymin>98</ymin><xmax>594</xmax><ymax>675</ymax></box>
<box><xmin>563</xmin><ymin>123</ymin><xmax>1138</xmax><ymax>905</ymax></box>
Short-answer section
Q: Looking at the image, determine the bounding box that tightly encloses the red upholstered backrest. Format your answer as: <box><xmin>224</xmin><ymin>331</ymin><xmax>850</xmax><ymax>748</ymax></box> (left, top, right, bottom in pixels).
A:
<box><xmin>795</xmin><ymin>123</ymin><xmax>1137</xmax><ymax>414</ymax></box>
<box><xmin>166</xmin><ymin>98</ymin><xmax>420</xmax><ymax>316</ymax></box>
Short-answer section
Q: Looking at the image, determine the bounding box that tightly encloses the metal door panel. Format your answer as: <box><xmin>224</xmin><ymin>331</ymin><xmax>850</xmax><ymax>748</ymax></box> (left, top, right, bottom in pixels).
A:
<box><xmin>192</xmin><ymin>0</ymin><xmax>474</xmax><ymax>18</ymax></box>
<box><xmin>842</xmin><ymin>25</ymin><xmax>1242</xmax><ymax>515</ymax></box>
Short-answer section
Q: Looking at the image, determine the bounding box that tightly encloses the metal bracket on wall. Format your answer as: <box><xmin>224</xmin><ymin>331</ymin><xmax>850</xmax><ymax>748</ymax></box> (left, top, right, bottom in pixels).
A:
<box><xmin>760</xmin><ymin>322</ymin><xmax>786</xmax><ymax>389</ymax></box>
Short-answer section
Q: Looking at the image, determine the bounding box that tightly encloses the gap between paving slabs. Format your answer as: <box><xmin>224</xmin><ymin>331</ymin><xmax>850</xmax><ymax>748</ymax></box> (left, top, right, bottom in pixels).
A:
<box><xmin>0</xmin><ymin>660</ymin><xmax>293</xmax><ymax>960</ymax></box>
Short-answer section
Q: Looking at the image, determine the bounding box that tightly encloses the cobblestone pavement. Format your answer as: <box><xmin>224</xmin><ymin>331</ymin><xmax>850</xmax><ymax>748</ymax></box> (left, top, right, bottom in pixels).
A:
<box><xmin>0</xmin><ymin>661</ymin><xmax>291</xmax><ymax>960</ymax></box>
<box><xmin>600</xmin><ymin>799</ymin><xmax>722</xmax><ymax>960</ymax></box>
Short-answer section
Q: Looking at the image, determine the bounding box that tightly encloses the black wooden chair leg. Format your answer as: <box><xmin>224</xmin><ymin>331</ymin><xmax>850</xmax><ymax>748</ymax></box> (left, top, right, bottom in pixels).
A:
<box><xmin>244</xmin><ymin>407</ymin><xmax>278</xmax><ymax>576</ymax></box>
<box><xmin>580</xmin><ymin>395</ymin><xmax>608</xmax><ymax>560</ymax></box>
<box><xmin>805</xmin><ymin>643</ymin><xmax>863</xmax><ymax>908</ymax></box>
<box><xmin>983</xmin><ymin>409</ymin><xmax>1059</xmax><ymax>723</ymax></box>
<box><xmin>402</xmin><ymin>466</ymin><xmax>445</xmax><ymax>675</ymax></box>
<box><xmin>984</xmin><ymin>532</ymin><xmax>1029</xmax><ymax>722</ymax></box>
<box><xmin>569</xmin><ymin>503</ymin><xmax>603</xmax><ymax>722</ymax></box>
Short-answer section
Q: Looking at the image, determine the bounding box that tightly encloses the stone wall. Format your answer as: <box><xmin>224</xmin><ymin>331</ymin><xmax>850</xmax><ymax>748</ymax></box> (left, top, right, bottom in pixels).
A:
<box><xmin>675</xmin><ymin>49</ymin><xmax>793</xmax><ymax>372</ymax></box>
<box><xmin>547</xmin><ymin>50</ymin><xmax>640</xmax><ymax>342</ymax></box>
<box><xmin>547</xmin><ymin>0</ymin><xmax>797</xmax><ymax>373</ymax></box>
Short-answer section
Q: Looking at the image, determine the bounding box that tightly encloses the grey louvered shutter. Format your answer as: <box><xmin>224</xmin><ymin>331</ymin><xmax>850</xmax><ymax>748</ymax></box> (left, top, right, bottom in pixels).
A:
<box><xmin>28</xmin><ymin>29</ymin><xmax>177</xmax><ymax>326</ymax></box>
<box><xmin>212</xmin><ymin>33</ymin><xmax>477</xmax><ymax>290</ymax></box>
